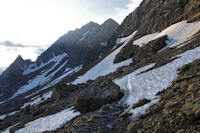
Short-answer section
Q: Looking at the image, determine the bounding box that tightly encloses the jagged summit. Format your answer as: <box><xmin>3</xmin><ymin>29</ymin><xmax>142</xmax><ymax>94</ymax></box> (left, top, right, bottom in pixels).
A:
<box><xmin>36</xmin><ymin>18</ymin><xmax>119</xmax><ymax>65</ymax></box>
<box><xmin>14</xmin><ymin>55</ymin><xmax>24</xmax><ymax>63</ymax></box>
<box><xmin>102</xmin><ymin>18</ymin><xmax>118</xmax><ymax>25</ymax></box>
<box><xmin>1</xmin><ymin>0</ymin><xmax>200</xmax><ymax>132</ymax></box>
<box><xmin>0</xmin><ymin>18</ymin><xmax>119</xmax><ymax>102</ymax></box>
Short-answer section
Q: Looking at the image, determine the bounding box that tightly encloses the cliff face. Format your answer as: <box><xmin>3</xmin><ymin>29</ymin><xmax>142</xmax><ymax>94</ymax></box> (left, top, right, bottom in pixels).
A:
<box><xmin>117</xmin><ymin>0</ymin><xmax>200</xmax><ymax>38</ymax></box>
<box><xmin>0</xmin><ymin>56</ymin><xmax>32</xmax><ymax>97</ymax></box>
<box><xmin>1</xmin><ymin>0</ymin><xmax>200</xmax><ymax>132</ymax></box>
<box><xmin>36</xmin><ymin>19</ymin><xmax>119</xmax><ymax>67</ymax></box>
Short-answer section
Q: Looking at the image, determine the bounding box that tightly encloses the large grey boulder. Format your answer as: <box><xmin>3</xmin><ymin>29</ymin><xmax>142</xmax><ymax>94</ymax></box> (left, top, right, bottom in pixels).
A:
<box><xmin>77</xmin><ymin>80</ymin><xmax>123</xmax><ymax>113</ymax></box>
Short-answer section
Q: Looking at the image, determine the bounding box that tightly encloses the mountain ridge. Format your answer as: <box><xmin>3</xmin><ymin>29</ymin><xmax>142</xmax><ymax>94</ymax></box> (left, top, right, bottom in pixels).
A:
<box><xmin>0</xmin><ymin>18</ymin><xmax>119</xmax><ymax>102</ymax></box>
<box><xmin>1</xmin><ymin>0</ymin><xmax>200</xmax><ymax>132</ymax></box>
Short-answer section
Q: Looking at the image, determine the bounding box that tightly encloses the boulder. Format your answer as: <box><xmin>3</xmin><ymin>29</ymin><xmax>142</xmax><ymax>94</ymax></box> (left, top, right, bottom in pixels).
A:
<box><xmin>77</xmin><ymin>81</ymin><xmax>123</xmax><ymax>113</ymax></box>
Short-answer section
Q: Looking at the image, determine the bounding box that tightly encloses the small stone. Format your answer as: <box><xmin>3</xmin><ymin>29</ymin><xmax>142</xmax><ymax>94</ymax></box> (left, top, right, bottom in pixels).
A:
<box><xmin>176</xmin><ymin>129</ymin><xmax>185</xmax><ymax>133</ymax></box>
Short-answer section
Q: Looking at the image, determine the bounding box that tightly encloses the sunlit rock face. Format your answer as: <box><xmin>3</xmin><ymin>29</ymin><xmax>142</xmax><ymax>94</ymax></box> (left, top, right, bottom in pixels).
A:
<box><xmin>117</xmin><ymin>0</ymin><xmax>200</xmax><ymax>38</ymax></box>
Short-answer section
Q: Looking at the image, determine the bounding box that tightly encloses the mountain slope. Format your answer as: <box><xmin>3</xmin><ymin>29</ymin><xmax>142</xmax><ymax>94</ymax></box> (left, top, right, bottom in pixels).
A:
<box><xmin>1</xmin><ymin>0</ymin><xmax>200</xmax><ymax>132</ymax></box>
<box><xmin>117</xmin><ymin>0</ymin><xmax>200</xmax><ymax>38</ymax></box>
<box><xmin>0</xmin><ymin>18</ymin><xmax>119</xmax><ymax>103</ymax></box>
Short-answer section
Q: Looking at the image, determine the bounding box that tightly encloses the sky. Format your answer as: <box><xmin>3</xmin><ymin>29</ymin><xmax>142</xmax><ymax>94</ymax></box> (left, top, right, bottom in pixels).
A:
<box><xmin>0</xmin><ymin>0</ymin><xmax>142</xmax><ymax>73</ymax></box>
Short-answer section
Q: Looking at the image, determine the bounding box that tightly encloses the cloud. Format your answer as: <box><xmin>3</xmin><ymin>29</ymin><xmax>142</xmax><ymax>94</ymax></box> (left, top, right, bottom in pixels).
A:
<box><xmin>0</xmin><ymin>40</ymin><xmax>26</xmax><ymax>47</ymax></box>
<box><xmin>0</xmin><ymin>41</ymin><xmax>48</xmax><ymax>69</ymax></box>
<box><xmin>34</xmin><ymin>47</ymin><xmax>45</xmax><ymax>55</ymax></box>
<box><xmin>113</xmin><ymin>0</ymin><xmax>143</xmax><ymax>23</ymax></box>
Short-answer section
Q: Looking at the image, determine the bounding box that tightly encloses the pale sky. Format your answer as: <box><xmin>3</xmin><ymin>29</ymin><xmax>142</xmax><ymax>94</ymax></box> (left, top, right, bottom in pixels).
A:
<box><xmin>0</xmin><ymin>0</ymin><xmax>142</xmax><ymax>72</ymax></box>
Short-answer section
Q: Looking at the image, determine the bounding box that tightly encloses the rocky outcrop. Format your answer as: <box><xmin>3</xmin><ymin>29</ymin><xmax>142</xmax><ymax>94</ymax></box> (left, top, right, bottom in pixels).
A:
<box><xmin>117</xmin><ymin>0</ymin><xmax>200</xmax><ymax>38</ymax></box>
<box><xmin>77</xmin><ymin>80</ymin><xmax>123</xmax><ymax>113</ymax></box>
<box><xmin>114</xmin><ymin>35</ymin><xmax>168</xmax><ymax>63</ymax></box>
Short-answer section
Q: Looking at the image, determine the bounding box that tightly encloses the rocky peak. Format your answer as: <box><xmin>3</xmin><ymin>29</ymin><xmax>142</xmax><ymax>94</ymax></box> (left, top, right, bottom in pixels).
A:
<box><xmin>0</xmin><ymin>55</ymin><xmax>31</xmax><ymax>78</ymax></box>
<box><xmin>36</xmin><ymin>19</ymin><xmax>119</xmax><ymax>66</ymax></box>
<box><xmin>102</xmin><ymin>18</ymin><xmax>119</xmax><ymax>27</ymax></box>
<box><xmin>81</xmin><ymin>21</ymin><xmax>99</xmax><ymax>31</ymax></box>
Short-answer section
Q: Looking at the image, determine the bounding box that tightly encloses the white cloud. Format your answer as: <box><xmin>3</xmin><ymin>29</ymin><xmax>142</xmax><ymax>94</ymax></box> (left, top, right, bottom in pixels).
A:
<box><xmin>113</xmin><ymin>0</ymin><xmax>143</xmax><ymax>23</ymax></box>
<box><xmin>0</xmin><ymin>0</ymin><xmax>142</xmax><ymax>71</ymax></box>
<box><xmin>0</xmin><ymin>44</ymin><xmax>47</xmax><ymax>70</ymax></box>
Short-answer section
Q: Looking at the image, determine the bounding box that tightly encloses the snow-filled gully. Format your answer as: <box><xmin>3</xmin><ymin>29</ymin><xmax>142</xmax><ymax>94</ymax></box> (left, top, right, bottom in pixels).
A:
<box><xmin>114</xmin><ymin>46</ymin><xmax>200</xmax><ymax>120</ymax></box>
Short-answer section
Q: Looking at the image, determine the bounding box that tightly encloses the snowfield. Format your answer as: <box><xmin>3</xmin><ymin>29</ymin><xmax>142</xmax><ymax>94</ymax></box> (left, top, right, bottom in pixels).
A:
<box><xmin>6</xmin><ymin>54</ymin><xmax>83</xmax><ymax>102</ymax></box>
<box><xmin>23</xmin><ymin>53</ymin><xmax>68</xmax><ymax>75</ymax></box>
<box><xmin>133</xmin><ymin>21</ymin><xmax>200</xmax><ymax>48</ymax></box>
<box><xmin>72</xmin><ymin>31</ymin><xmax>137</xmax><ymax>84</ymax></box>
<box><xmin>114</xmin><ymin>46</ymin><xmax>200</xmax><ymax>119</ymax></box>
<box><xmin>0</xmin><ymin>111</ymin><xmax>19</xmax><ymax>120</ymax></box>
<box><xmin>21</xmin><ymin>91</ymin><xmax>53</xmax><ymax>109</ymax></box>
<box><xmin>15</xmin><ymin>107</ymin><xmax>80</xmax><ymax>133</ymax></box>
<box><xmin>11</xmin><ymin>53</ymin><xmax>68</xmax><ymax>99</ymax></box>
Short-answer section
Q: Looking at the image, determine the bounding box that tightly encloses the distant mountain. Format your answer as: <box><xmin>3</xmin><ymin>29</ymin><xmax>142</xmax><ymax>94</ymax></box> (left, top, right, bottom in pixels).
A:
<box><xmin>37</xmin><ymin>18</ymin><xmax>119</xmax><ymax>67</ymax></box>
<box><xmin>1</xmin><ymin>0</ymin><xmax>200</xmax><ymax>132</ymax></box>
<box><xmin>0</xmin><ymin>18</ymin><xmax>119</xmax><ymax>102</ymax></box>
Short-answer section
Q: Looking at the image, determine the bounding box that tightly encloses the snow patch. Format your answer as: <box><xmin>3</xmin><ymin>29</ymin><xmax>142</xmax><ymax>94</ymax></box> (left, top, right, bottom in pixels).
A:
<box><xmin>23</xmin><ymin>53</ymin><xmax>68</xmax><ymax>75</ymax></box>
<box><xmin>15</xmin><ymin>107</ymin><xmax>80</xmax><ymax>133</ymax></box>
<box><xmin>114</xmin><ymin>46</ymin><xmax>200</xmax><ymax>120</ymax></box>
<box><xmin>25</xmin><ymin>65</ymin><xmax>83</xmax><ymax>97</ymax></box>
<box><xmin>133</xmin><ymin>21</ymin><xmax>200</xmax><ymax>48</ymax></box>
<box><xmin>72</xmin><ymin>31</ymin><xmax>137</xmax><ymax>85</ymax></box>
<box><xmin>116</xmin><ymin>31</ymin><xmax>137</xmax><ymax>45</ymax></box>
<box><xmin>21</xmin><ymin>91</ymin><xmax>53</xmax><ymax>108</ymax></box>
<box><xmin>0</xmin><ymin>111</ymin><xmax>19</xmax><ymax>120</ymax></box>
<box><xmin>11</xmin><ymin>53</ymin><xmax>68</xmax><ymax>99</ymax></box>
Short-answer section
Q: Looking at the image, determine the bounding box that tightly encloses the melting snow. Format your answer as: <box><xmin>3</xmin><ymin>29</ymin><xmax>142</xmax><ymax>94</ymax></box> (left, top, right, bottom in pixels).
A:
<box><xmin>0</xmin><ymin>111</ymin><xmax>19</xmax><ymax>120</ymax></box>
<box><xmin>72</xmin><ymin>31</ymin><xmax>137</xmax><ymax>85</ymax></box>
<box><xmin>15</xmin><ymin>107</ymin><xmax>80</xmax><ymax>133</ymax></box>
<box><xmin>116</xmin><ymin>31</ymin><xmax>137</xmax><ymax>45</ymax></box>
<box><xmin>21</xmin><ymin>91</ymin><xmax>53</xmax><ymax>108</ymax></box>
<box><xmin>23</xmin><ymin>53</ymin><xmax>68</xmax><ymax>75</ymax></box>
<box><xmin>133</xmin><ymin>21</ymin><xmax>200</xmax><ymax>48</ymax></box>
<box><xmin>25</xmin><ymin>65</ymin><xmax>83</xmax><ymax>98</ymax></box>
<box><xmin>10</xmin><ymin>53</ymin><xmax>68</xmax><ymax>99</ymax></box>
<box><xmin>114</xmin><ymin>46</ymin><xmax>200</xmax><ymax>120</ymax></box>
